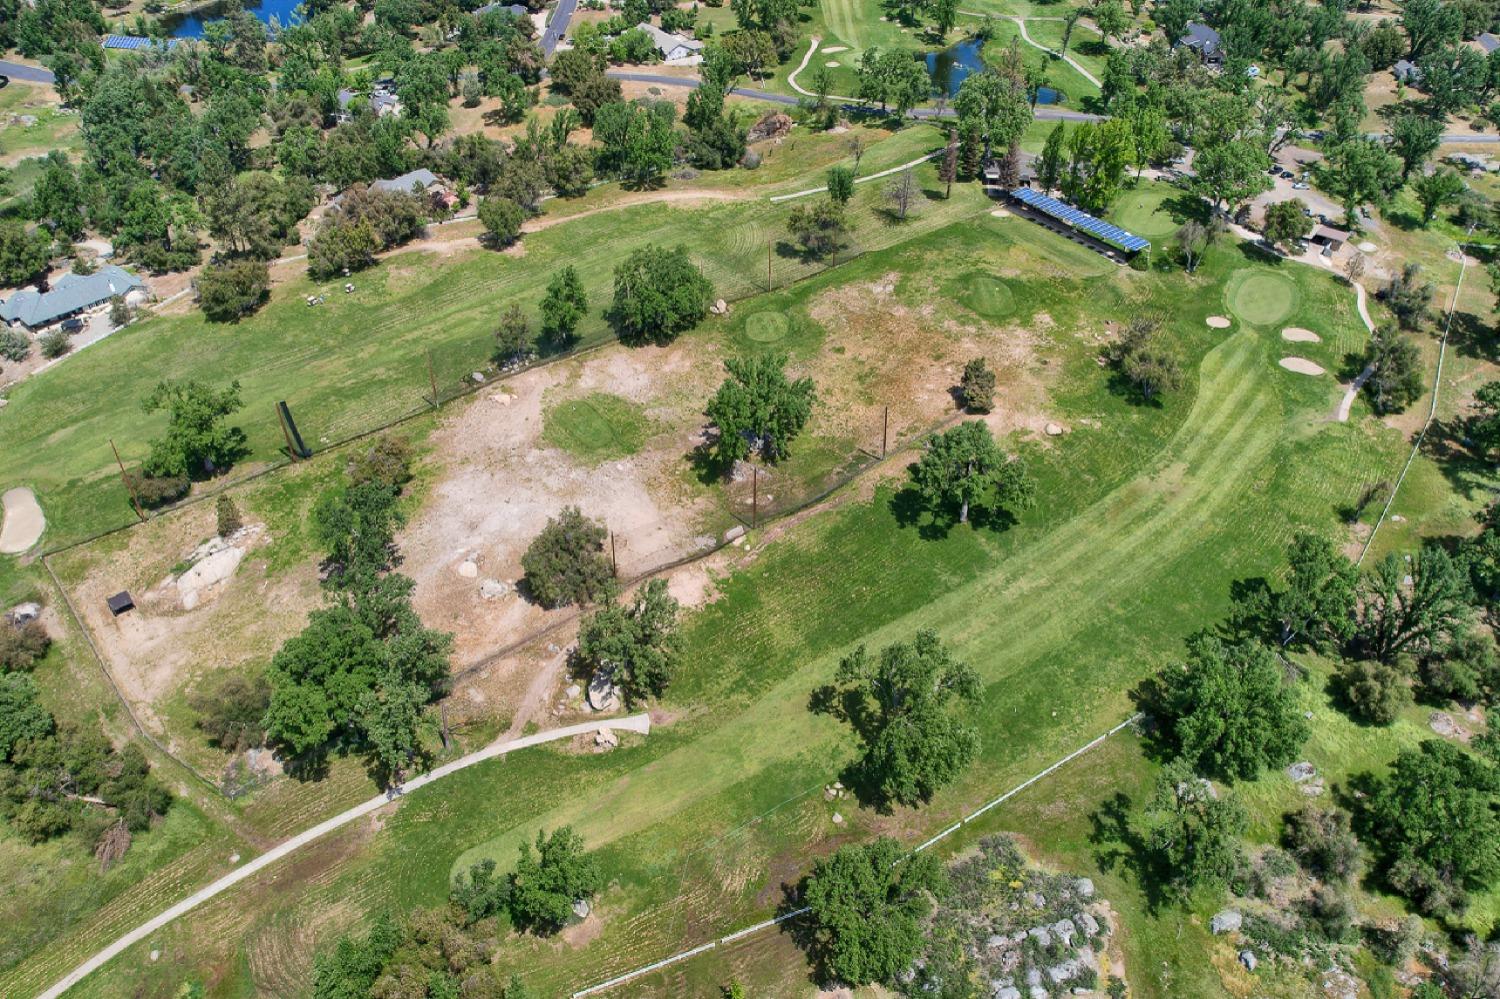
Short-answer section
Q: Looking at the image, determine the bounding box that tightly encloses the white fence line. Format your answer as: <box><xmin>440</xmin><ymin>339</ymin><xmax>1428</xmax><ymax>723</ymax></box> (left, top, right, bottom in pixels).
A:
<box><xmin>568</xmin><ymin>713</ymin><xmax>1140</xmax><ymax>997</ymax></box>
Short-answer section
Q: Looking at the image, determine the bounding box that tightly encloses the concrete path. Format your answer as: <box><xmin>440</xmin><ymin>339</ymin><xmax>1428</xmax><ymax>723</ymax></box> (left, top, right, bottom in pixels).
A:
<box><xmin>1335</xmin><ymin>280</ymin><xmax>1378</xmax><ymax>422</ymax></box>
<box><xmin>768</xmin><ymin>150</ymin><xmax>943</xmax><ymax>202</ymax></box>
<box><xmin>39</xmin><ymin>713</ymin><xmax>652</xmax><ymax>999</ymax></box>
<box><xmin>0</xmin><ymin>487</ymin><xmax>44</xmax><ymax>554</ymax></box>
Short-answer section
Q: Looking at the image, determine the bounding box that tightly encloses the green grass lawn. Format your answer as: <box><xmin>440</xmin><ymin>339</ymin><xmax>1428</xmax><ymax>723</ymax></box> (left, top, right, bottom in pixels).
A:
<box><xmin>0</xmin><ymin>139</ymin><xmax>981</xmax><ymax>552</ymax></box>
<box><xmin>24</xmin><ymin>211</ymin><xmax>1419</xmax><ymax>999</ymax></box>
<box><xmin>541</xmin><ymin>392</ymin><xmax>654</xmax><ymax>464</ymax></box>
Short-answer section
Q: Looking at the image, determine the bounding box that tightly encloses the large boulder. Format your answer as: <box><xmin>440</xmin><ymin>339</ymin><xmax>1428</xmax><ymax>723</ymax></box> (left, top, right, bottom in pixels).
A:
<box><xmin>746</xmin><ymin>111</ymin><xmax>792</xmax><ymax>144</ymax></box>
<box><xmin>588</xmin><ymin>671</ymin><xmax>621</xmax><ymax>712</ymax></box>
<box><xmin>1210</xmin><ymin>910</ymin><xmax>1242</xmax><ymax>935</ymax></box>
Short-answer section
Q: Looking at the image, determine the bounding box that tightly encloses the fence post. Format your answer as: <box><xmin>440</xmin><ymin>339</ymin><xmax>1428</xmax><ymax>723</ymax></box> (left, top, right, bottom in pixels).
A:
<box><xmin>426</xmin><ymin>350</ymin><xmax>439</xmax><ymax>408</ymax></box>
<box><xmin>752</xmin><ymin>467</ymin><xmax>758</xmax><ymax>528</ymax></box>
<box><xmin>882</xmin><ymin>406</ymin><xmax>889</xmax><ymax>458</ymax></box>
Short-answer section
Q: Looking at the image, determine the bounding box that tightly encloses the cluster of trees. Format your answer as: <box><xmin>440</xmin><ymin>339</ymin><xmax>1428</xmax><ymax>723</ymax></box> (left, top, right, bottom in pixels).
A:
<box><xmin>316</xmin><ymin>824</ymin><xmax>603</xmax><ymax>996</ymax></box>
<box><xmin>255</xmin><ymin>434</ymin><xmax>452</xmax><ymax>784</ymax></box>
<box><xmin>128</xmin><ymin>379</ymin><xmax>249</xmax><ymax>504</ymax></box>
<box><xmin>493</xmin><ymin>265</ymin><xmax>590</xmax><ymax>364</ymax></box>
<box><xmin>309</xmin><ymin>184</ymin><xmax>428</xmax><ymax>278</ymax></box>
<box><xmin>1137</xmin><ymin>528</ymin><xmax>1500</xmax><ymax>922</ymax></box>
<box><xmin>0</xmin><ymin>670</ymin><xmax>171</xmax><ymax>855</ymax></box>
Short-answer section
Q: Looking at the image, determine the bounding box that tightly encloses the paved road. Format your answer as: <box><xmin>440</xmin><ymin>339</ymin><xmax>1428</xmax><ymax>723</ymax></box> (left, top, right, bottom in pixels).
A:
<box><xmin>39</xmin><ymin>713</ymin><xmax>653</xmax><ymax>999</ymax></box>
<box><xmin>0</xmin><ymin>59</ymin><xmax>55</xmax><ymax>84</ymax></box>
<box><xmin>540</xmin><ymin>0</ymin><xmax>575</xmax><ymax>56</ymax></box>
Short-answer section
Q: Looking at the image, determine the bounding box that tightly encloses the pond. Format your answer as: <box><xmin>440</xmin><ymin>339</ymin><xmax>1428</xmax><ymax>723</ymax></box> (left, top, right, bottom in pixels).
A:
<box><xmin>165</xmin><ymin>0</ymin><xmax>305</xmax><ymax>39</ymax></box>
<box><xmin>924</xmin><ymin>37</ymin><xmax>1060</xmax><ymax>103</ymax></box>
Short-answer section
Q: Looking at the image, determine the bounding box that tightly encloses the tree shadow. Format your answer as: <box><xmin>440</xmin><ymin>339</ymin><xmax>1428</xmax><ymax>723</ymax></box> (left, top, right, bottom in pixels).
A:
<box><xmin>1420</xmin><ymin>415</ymin><xmax>1496</xmax><ymax>506</ymax></box>
<box><xmin>888</xmin><ymin>482</ymin><xmax>960</xmax><ymax>540</ymax></box>
<box><xmin>1161</xmin><ymin>193</ymin><xmax>1211</xmax><ymax>226</ymax></box>
<box><xmin>1085</xmin><ymin>791</ymin><xmax>1172</xmax><ymax>914</ymax></box>
<box><xmin>1104</xmin><ymin>367</ymin><xmax>1167</xmax><ymax>408</ymax></box>
<box><xmin>774</xmin><ymin>877</ymin><xmax>825</xmax><ymax>982</ymax></box>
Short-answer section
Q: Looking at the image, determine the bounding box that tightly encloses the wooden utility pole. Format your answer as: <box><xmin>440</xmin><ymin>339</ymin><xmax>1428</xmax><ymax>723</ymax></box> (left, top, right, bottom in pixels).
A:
<box><xmin>110</xmin><ymin>439</ymin><xmax>146</xmax><ymax>522</ymax></box>
<box><xmin>767</xmin><ymin>240</ymin><xmax>773</xmax><ymax>291</ymax></box>
<box><xmin>426</xmin><ymin>350</ymin><xmax>439</xmax><ymax>408</ymax></box>
<box><xmin>881</xmin><ymin>406</ymin><xmax>889</xmax><ymax>458</ymax></box>
<box><xmin>751</xmin><ymin>467</ymin><xmax>758</xmax><ymax>528</ymax></box>
<box><xmin>610</xmin><ymin>531</ymin><xmax>618</xmax><ymax>576</ymax></box>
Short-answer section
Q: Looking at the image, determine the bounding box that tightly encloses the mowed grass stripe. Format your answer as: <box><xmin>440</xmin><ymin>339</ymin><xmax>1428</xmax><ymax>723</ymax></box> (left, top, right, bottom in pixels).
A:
<box><xmin>449</xmin><ymin>332</ymin><xmax>1279</xmax><ymax>870</ymax></box>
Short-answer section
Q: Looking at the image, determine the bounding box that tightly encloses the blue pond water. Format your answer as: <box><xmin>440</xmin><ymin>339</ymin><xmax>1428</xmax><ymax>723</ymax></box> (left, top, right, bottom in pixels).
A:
<box><xmin>166</xmin><ymin>0</ymin><xmax>304</xmax><ymax>39</ymax></box>
<box><xmin>924</xmin><ymin>38</ymin><xmax>1060</xmax><ymax>103</ymax></box>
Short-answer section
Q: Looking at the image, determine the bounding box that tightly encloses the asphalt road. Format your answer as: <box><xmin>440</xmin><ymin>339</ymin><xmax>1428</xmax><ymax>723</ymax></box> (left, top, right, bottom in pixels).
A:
<box><xmin>539</xmin><ymin>0</ymin><xmax>575</xmax><ymax>56</ymax></box>
<box><xmin>0</xmin><ymin>59</ymin><xmax>56</xmax><ymax>84</ymax></box>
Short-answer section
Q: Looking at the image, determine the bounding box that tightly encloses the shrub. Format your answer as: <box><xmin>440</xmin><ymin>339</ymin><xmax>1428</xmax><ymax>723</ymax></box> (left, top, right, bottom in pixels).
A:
<box><xmin>349</xmin><ymin>434</ymin><xmax>414</xmax><ymax>491</ymax></box>
<box><xmin>216</xmin><ymin>495</ymin><xmax>242</xmax><ymax>537</ymax></box>
<box><xmin>521</xmin><ymin>506</ymin><xmax>614</xmax><ymax>608</ymax></box>
<box><xmin>197</xmin><ymin>258</ymin><xmax>271</xmax><ymax>321</ymax></box>
<box><xmin>187</xmin><ymin>670</ymin><xmax>270</xmax><ymax>753</ymax></box>
<box><xmin>1284</xmin><ymin>804</ymin><xmax>1363</xmax><ymax>883</ymax></box>
<box><xmin>1336</xmin><ymin>658</ymin><xmax>1411</xmax><ymax>725</ymax></box>
<box><xmin>610</xmin><ymin>244</ymin><xmax>714</xmax><ymax>344</ymax></box>
<box><xmin>39</xmin><ymin>329</ymin><xmax>72</xmax><ymax>359</ymax></box>
<box><xmin>0</xmin><ymin>329</ymin><xmax>29</xmax><ymax>362</ymax></box>
<box><xmin>123</xmin><ymin>468</ymin><xmax>191</xmax><ymax>507</ymax></box>
<box><xmin>0</xmin><ymin>620</ymin><xmax>51</xmax><ymax>672</ymax></box>
<box><xmin>479</xmin><ymin>195</ymin><xmax>525</xmax><ymax>246</ymax></box>
<box><xmin>1301</xmin><ymin>884</ymin><xmax>1358</xmax><ymax>943</ymax></box>
<box><xmin>506</xmin><ymin>826</ymin><xmax>603</xmax><ymax>934</ymax></box>
<box><xmin>109</xmin><ymin>294</ymin><xmax>129</xmax><ymax>327</ymax></box>
<box><xmin>959</xmin><ymin>357</ymin><xmax>995</xmax><ymax>413</ymax></box>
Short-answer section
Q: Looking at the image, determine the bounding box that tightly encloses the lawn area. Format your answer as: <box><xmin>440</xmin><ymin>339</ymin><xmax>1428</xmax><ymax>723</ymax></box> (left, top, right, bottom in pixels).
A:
<box><xmin>25</xmin><ymin>211</ymin><xmax>1415</xmax><ymax>999</ymax></box>
<box><xmin>0</xmin><ymin>137</ymin><xmax>983</xmax><ymax>552</ymax></box>
<box><xmin>0</xmin><ymin>79</ymin><xmax>80</xmax><ymax>168</ymax></box>
<box><xmin>541</xmin><ymin>392</ymin><xmax>655</xmax><ymax>465</ymax></box>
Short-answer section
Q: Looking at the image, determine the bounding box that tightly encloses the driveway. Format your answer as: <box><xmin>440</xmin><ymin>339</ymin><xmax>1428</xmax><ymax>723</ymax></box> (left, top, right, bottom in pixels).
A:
<box><xmin>0</xmin><ymin>59</ymin><xmax>55</xmax><ymax>85</ymax></box>
<box><xmin>540</xmin><ymin>0</ymin><xmax>575</xmax><ymax>55</ymax></box>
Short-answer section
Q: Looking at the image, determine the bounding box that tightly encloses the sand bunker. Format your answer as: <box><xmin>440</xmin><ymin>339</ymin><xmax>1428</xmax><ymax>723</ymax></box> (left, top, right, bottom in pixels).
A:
<box><xmin>1279</xmin><ymin>357</ymin><xmax>1325</xmax><ymax>376</ymax></box>
<box><xmin>1281</xmin><ymin>327</ymin><xmax>1321</xmax><ymax>343</ymax></box>
<box><xmin>822</xmin><ymin>45</ymin><xmax>848</xmax><ymax>52</ymax></box>
<box><xmin>824</xmin><ymin>60</ymin><xmax>840</xmax><ymax>67</ymax></box>
<box><xmin>1206</xmin><ymin>316</ymin><xmax>1231</xmax><ymax>329</ymax></box>
<box><xmin>0</xmin><ymin>487</ymin><xmax>45</xmax><ymax>554</ymax></box>
<box><xmin>990</xmin><ymin>208</ymin><xmax>1010</xmax><ymax>218</ymax></box>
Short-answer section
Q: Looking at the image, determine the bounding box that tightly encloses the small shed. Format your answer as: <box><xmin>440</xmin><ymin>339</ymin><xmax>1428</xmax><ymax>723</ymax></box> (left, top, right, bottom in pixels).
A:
<box><xmin>1392</xmin><ymin>59</ymin><xmax>1422</xmax><ymax>84</ymax></box>
<box><xmin>106</xmin><ymin>591</ymin><xmax>135</xmax><ymax>616</ymax></box>
<box><xmin>1310</xmin><ymin>224</ymin><xmax>1349</xmax><ymax>254</ymax></box>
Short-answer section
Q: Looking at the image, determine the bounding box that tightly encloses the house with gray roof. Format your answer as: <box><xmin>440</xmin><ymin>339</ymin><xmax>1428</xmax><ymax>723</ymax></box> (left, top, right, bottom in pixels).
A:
<box><xmin>1478</xmin><ymin>31</ymin><xmax>1500</xmax><ymax>54</ymax></box>
<box><xmin>1176</xmin><ymin>22</ymin><xmax>1223</xmax><ymax>64</ymax></box>
<box><xmin>475</xmin><ymin>2</ymin><xmax>528</xmax><ymax>16</ymax></box>
<box><xmin>0</xmin><ymin>266</ymin><xmax>144</xmax><ymax>332</ymax></box>
<box><xmin>634</xmin><ymin>22</ymin><xmax>703</xmax><ymax>62</ymax></box>
<box><xmin>371</xmin><ymin>169</ymin><xmax>442</xmax><ymax>195</ymax></box>
<box><xmin>1392</xmin><ymin>58</ymin><xmax>1422</xmax><ymax>84</ymax></box>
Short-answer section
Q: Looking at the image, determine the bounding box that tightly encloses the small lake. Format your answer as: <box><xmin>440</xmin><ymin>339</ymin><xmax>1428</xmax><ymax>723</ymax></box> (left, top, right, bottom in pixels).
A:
<box><xmin>924</xmin><ymin>37</ymin><xmax>1060</xmax><ymax>103</ymax></box>
<box><xmin>166</xmin><ymin>0</ymin><xmax>304</xmax><ymax>39</ymax></box>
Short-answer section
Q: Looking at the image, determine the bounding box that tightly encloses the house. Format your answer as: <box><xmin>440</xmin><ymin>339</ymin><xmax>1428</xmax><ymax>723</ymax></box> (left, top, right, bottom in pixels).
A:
<box><xmin>372</xmin><ymin>168</ymin><xmax>443</xmax><ymax>196</ymax></box>
<box><xmin>1392</xmin><ymin>59</ymin><xmax>1422</xmax><ymax>84</ymax></box>
<box><xmin>635</xmin><ymin>22</ymin><xmax>703</xmax><ymax>62</ymax></box>
<box><xmin>334</xmin><ymin>82</ymin><xmax>403</xmax><ymax>124</ymax></box>
<box><xmin>1177</xmin><ymin>22</ymin><xmax>1223</xmax><ymax>64</ymax></box>
<box><xmin>1310</xmin><ymin>224</ymin><xmax>1350</xmax><ymax>255</ymax></box>
<box><xmin>475</xmin><ymin>2</ymin><xmax>528</xmax><ymax>15</ymax></box>
<box><xmin>0</xmin><ymin>266</ymin><xmax>145</xmax><ymax>332</ymax></box>
<box><xmin>1477</xmin><ymin>31</ymin><xmax>1500</xmax><ymax>54</ymax></box>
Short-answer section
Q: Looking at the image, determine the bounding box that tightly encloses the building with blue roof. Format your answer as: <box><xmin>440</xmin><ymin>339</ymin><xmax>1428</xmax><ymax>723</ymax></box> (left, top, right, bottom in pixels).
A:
<box><xmin>1</xmin><ymin>266</ymin><xmax>146</xmax><ymax>332</ymax></box>
<box><xmin>1007</xmin><ymin>188</ymin><xmax>1150</xmax><ymax>261</ymax></box>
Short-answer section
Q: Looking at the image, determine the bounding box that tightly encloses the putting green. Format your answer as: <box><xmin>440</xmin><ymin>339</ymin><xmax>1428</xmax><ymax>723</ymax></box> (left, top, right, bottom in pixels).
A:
<box><xmin>957</xmin><ymin>272</ymin><xmax>1017</xmax><ymax>319</ymax></box>
<box><xmin>1226</xmin><ymin>270</ymin><xmax>1298</xmax><ymax>327</ymax></box>
<box><xmin>541</xmin><ymin>392</ymin><xmax>650</xmax><ymax>464</ymax></box>
<box><xmin>744</xmin><ymin>311</ymin><xmax>790</xmax><ymax>343</ymax></box>
<box><xmin>1110</xmin><ymin>187</ymin><xmax>1179</xmax><ymax>238</ymax></box>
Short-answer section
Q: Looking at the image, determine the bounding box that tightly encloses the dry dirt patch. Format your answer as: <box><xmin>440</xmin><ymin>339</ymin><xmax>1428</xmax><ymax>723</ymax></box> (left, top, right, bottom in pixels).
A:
<box><xmin>400</xmin><ymin>340</ymin><xmax>727</xmax><ymax>673</ymax></box>
<box><xmin>806</xmin><ymin>273</ymin><xmax>1054</xmax><ymax>444</ymax></box>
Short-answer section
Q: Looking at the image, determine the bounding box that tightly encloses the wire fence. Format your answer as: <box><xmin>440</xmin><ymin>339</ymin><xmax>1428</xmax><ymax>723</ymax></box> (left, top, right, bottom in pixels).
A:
<box><xmin>568</xmin><ymin>713</ymin><xmax>1144</xmax><ymax>997</ymax></box>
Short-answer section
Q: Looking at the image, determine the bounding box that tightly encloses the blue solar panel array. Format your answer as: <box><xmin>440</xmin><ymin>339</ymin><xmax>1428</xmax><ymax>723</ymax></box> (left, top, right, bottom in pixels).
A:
<box><xmin>102</xmin><ymin>34</ymin><xmax>178</xmax><ymax>50</ymax></box>
<box><xmin>1009</xmin><ymin>187</ymin><xmax>1151</xmax><ymax>253</ymax></box>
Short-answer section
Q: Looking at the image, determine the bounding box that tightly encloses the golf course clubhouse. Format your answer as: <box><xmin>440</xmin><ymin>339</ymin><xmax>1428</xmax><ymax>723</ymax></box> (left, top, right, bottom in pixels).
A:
<box><xmin>1006</xmin><ymin>187</ymin><xmax>1151</xmax><ymax>263</ymax></box>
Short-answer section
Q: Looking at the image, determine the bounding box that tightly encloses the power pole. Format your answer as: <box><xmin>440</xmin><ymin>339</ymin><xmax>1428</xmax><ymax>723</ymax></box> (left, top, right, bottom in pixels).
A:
<box><xmin>110</xmin><ymin>439</ymin><xmax>146</xmax><ymax>522</ymax></box>
<box><xmin>767</xmin><ymin>239</ymin><xmax>773</xmax><ymax>291</ymax></box>
<box><xmin>882</xmin><ymin>406</ymin><xmax>889</xmax><ymax>458</ymax></box>
<box><xmin>610</xmin><ymin>531</ymin><xmax>618</xmax><ymax>576</ymax></box>
<box><xmin>751</xmin><ymin>467</ymin><xmax>758</xmax><ymax>528</ymax></box>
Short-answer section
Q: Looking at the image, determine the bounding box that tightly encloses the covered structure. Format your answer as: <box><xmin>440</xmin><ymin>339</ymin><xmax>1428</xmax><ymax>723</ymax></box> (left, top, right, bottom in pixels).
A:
<box><xmin>1310</xmin><ymin>224</ymin><xmax>1350</xmax><ymax>255</ymax></box>
<box><xmin>1007</xmin><ymin>188</ymin><xmax>1149</xmax><ymax>262</ymax></box>
<box><xmin>1177</xmin><ymin>22</ymin><xmax>1223</xmax><ymax>64</ymax></box>
<box><xmin>0</xmin><ymin>265</ymin><xmax>145</xmax><ymax>332</ymax></box>
<box><xmin>635</xmin><ymin>22</ymin><xmax>703</xmax><ymax>61</ymax></box>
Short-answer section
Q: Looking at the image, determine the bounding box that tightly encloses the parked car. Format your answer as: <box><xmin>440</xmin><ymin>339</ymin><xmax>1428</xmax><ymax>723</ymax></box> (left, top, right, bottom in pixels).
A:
<box><xmin>1292</xmin><ymin>181</ymin><xmax>1309</xmax><ymax>189</ymax></box>
<box><xmin>1280</xmin><ymin>170</ymin><xmax>1295</xmax><ymax>179</ymax></box>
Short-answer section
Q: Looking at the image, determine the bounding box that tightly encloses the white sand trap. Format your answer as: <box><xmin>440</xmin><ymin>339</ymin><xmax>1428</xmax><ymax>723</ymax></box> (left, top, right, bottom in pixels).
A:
<box><xmin>1206</xmin><ymin>316</ymin><xmax>1231</xmax><ymax>329</ymax></box>
<box><xmin>990</xmin><ymin>208</ymin><xmax>1010</xmax><ymax>218</ymax></box>
<box><xmin>824</xmin><ymin>60</ymin><xmax>841</xmax><ymax>67</ymax></box>
<box><xmin>1358</xmin><ymin>241</ymin><xmax>1377</xmax><ymax>253</ymax></box>
<box><xmin>823</xmin><ymin>45</ymin><xmax>848</xmax><ymax>52</ymax></box>
<box><xmin>1279</xmin><ymin>357</ymin><xmax>1325</xmax><ymax>376</ymax></box>
<box><xmin>0</xmin><ymin>487</ymin><xmax>45</xmax><ymax>554</ymax></box>
<box><xmin>1281</xmin><ymin>327</ymin><xmax>1321</xmax><ymax>343</ymax></box>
